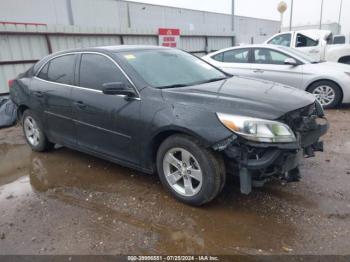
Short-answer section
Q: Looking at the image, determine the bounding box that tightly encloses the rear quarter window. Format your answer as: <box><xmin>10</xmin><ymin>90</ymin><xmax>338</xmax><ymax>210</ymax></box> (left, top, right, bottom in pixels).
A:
<box><xmin>211</xmin><ymin>53</ymin><xmax>224</xmax><ymax>62</ymax></box>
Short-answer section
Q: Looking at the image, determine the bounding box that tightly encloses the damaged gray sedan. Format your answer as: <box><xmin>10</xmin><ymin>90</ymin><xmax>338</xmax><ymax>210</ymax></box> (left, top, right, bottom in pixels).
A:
<box><xmin>10</xmin><ymin>46</ymin><xmax>328</xmax><ymax>206</ymax></box>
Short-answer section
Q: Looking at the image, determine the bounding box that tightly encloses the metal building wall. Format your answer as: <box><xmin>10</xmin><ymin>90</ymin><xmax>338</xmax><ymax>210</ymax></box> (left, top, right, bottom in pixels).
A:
<box><xmin>234</xmin><ymin>16</ymin><xmax>280</xmax><ymax>45</ymax></box>
<box><xmin>0</xmin><ymin>0</ymin><xmax>279</xmax><ymax>93</ymax></box>
<box><xmin>0</xmin><ymin>0</ymin><xmax>235</xmax><ymax>35</ymax></box>
<box><xmin>0</xmin><ymin>23</ymin><xmax>235</xmax><ymax>94</ymax></box>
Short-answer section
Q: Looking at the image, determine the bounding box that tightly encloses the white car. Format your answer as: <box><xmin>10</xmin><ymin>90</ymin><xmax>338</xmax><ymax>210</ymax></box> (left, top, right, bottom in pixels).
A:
<box><xmin>265</xmin><ymin>30</ymin><xmax>350</xmax><ymax>64</ymax></box>
<box><xmin>202</xmin><ymin>45</ymin><xmax>350</xmax><ymax>108</ymax></box>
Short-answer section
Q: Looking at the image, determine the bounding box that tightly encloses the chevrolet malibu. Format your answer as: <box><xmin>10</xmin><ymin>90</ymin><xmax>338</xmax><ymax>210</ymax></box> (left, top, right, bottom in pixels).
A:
<box><xmin>10</xmin><ymin>46</ymin><xmax>328</xmax><ymax>206</ymax></box>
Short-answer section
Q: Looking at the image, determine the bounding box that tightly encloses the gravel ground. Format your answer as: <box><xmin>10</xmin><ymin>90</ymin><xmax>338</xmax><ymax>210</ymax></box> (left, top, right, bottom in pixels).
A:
<box><xmin>0</xmin><ymin>105</ymin><xmax>349</xmax><ymax>255</ymax></box>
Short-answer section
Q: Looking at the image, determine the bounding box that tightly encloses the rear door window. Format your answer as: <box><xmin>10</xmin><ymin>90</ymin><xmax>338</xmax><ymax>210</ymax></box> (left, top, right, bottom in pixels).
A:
<box><xmin>37</xmin><ymin>54</ymin><xmax>76</xmax><ymax>85</ymax></box>
<box><xmin>79</xmin><ymin>53</ymin><xmax>128</xmax><ymax>91</ymax></box>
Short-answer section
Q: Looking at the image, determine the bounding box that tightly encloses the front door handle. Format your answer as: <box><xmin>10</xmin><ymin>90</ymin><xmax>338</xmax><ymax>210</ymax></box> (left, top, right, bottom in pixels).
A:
<box><xmin>309</xmin><ymin>49</ymin><xmax>319</xmax><ymax>54</ymax></box>
<box><xmin>74</xmin><ymin>101</ymin><xmax>87</xmax><ymax>109</ymax></box>
<box><xmin>253</xmin><ymin>69</ymin><xmax>264</xmax><ymax>73</ymax></box>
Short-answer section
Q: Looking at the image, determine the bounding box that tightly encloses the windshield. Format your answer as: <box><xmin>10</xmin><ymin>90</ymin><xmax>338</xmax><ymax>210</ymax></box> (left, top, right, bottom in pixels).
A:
<box><xmin>117</xmin><ymin>49</ymin><xmax>228</xmax><ymax>88</ymax></box>
<box><xmin>278</xmin><ymin>46</ymin><xmax>320</xmax><ymax>63</ymax></box>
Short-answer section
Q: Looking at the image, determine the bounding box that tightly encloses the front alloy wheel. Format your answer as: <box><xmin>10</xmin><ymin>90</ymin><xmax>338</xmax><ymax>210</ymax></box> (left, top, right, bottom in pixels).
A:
<box><xmin>163</xmin><ymin>148</ymin><xmax>203</xmax><ymax>197</ymax></box>
<box><xmin>157</xmin><ymin>134</ymin><xmax>225</xmax><ymax>206</ymax></box>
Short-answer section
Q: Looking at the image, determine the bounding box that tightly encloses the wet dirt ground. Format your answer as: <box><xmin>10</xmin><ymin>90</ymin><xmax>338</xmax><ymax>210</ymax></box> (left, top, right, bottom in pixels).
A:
<box><xmin>0</xmin><ymin>106</ymin><xmax>350</xmax><ymax>255</ymax></box>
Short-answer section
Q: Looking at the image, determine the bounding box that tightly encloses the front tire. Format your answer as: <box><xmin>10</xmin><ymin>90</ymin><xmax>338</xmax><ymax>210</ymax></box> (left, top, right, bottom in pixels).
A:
<box><xmin>308</xmin><ymin>80</ymin><xmax>342</xmax><ymax>109</ymax></box>
<box><xmin>22</xmin><ymin>110</ymin><xmax>54</xmax><ymax>152</ymax></box>
<box><xmin>156</xmin><ymin>134</ymin><xmax>225</xmax><ymax>206</ymax></box>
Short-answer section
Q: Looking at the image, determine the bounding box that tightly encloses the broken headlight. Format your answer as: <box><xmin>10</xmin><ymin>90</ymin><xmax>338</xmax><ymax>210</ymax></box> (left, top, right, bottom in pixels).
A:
<box><xmin>217</xmin><ymin>113</ymin><xmax>296</xmax><ymax>143</ymax></box>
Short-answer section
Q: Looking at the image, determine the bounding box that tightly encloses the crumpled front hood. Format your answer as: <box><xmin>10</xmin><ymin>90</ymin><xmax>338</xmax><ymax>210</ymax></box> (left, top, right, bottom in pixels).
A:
<box><xmin>162</xmin><ymin>76</ymin><xmax>316</xmax><ymax>120</ymax></box>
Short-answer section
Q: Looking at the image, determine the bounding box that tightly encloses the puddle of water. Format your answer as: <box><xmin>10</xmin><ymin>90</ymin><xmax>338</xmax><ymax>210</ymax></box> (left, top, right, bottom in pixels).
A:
<box><xmin>0</xmin><ymin>128</ymin><xmax>298</xmax><ymax>254</ymax></box>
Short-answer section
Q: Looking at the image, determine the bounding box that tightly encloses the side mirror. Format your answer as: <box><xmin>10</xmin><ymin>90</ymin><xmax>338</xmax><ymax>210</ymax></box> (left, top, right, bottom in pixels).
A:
<box><xmin>102</xmin><ymin>82</ymin><xmax>136</xmax><ymax>97</ymax></box>
<box><xmin>284</xmin><ymin>58</ymin><xmax>299</xmax><ymax>66</ymax></box>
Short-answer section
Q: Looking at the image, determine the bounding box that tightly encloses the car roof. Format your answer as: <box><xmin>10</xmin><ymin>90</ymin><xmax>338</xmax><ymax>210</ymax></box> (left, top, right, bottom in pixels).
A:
<box><xmin>204</xmin><ymin>44</ymin><xmax>312</xmax><ymax>64</ymax></box>
<box><xmin>58</xmin><ymin>45</ymin><xmax>171</xmax><ymax>54</ymax></box>
<box><xmin>98</xmin><ymin>45</ymin><xmax>171</xmax><ymax>52</ymax></box>
<box><xmin>204</xmin><ymin>44</ymin><xmax>281</xmax><ymax>57</ymax></box>
<box><xmin>33</xmin><ymin>45</ymin><xmax>173</xmax><ymax>73</ymax></box>
<box><xmin>214</xmin><ymin>44</ymin><xmax>281</xmax><ymax>52</ymax></box>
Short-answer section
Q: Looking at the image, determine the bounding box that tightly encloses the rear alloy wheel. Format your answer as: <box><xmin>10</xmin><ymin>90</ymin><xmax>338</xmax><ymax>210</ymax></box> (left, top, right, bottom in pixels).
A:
<box><xmin>308</xmin><ymin>81</ymin><xmax>342</xmax><ymax>109</ymax></box>
<box><xmin>24</xmin><ymin>116</ymin><xmax>41</xmax><ymax>147</ymax></box>
<box><xmin>157</xmin><ymin>134</ymin><xmax>225</xmax><ymax>206</ymax></box>
<box><xmin>22</xmin><ymin>110</ymin><xmax>54</xmax><ymax>152</ymax></box>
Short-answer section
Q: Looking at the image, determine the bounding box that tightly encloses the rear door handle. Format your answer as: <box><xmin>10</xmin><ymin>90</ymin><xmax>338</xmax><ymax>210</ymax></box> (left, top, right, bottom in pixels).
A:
<box><xmin>33</xmin><ymin>91</ymin><xmax>43</xmax><ymax>97</ymax></box>
<box><xmin>253</xmin><ymin>69</ymin><xmax>264</xmax><ymax>73</ymax></box>
<box><xmin>74</xmin><ymin>101</ymin><xmax>87</xmax><ymax>109</ymax></box>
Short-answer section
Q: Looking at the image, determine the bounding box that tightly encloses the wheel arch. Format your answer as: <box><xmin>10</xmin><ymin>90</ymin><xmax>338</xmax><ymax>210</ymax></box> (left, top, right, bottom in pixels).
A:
<box><xmin>17</xmin><ymin>104</ymin><xmax>30</xmax><ymax>121</ymax></box>
<box><xmin>306</xmin><ymin>79</ymin><xmax>343</xmax><ymax>103</ymax></box>
<box><xmin>146</xmin><ymin>127</ymin><xmax>211</xmax><ymax>172</ymax></box>
<box><xmin>338</xmin><ymin>55</ymin><xmax>350</xmax><ymax>64</ymax></box>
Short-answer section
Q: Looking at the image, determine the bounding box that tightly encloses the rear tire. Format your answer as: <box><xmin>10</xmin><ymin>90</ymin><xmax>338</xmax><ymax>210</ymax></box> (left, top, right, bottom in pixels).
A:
<box><xmin>308</xmin><ymin>80</ymin><xmax>342</xmax><ymax>109</ymax></box>
<box><xmin>156</xmin><ymin>134</ymin><xmax>225</xmax><ymax>206</ymax></box>
<box><xmin>22</xmin><ymin>110</ymin><xmax>54</xmax><ymax>152</ymax></box>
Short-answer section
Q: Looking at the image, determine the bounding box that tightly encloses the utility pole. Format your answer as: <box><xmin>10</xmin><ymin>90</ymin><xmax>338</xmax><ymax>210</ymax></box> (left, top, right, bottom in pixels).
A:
<box><xmin>289</xmin><ymin>0</ymin><xmax>294</xmax><ymax>31</ymax></box>
<box><xmin>337</xmin><ymin>0</ymin><xmax>343</xmax><ymax>34</ymax></box>
<box><xmin>231</xmin><ymin>0</ymin><xmax>235</xmax><ymax>32</ymax></box>
<box><xmin>319</xmin><ymin>0</ymin><xmax>324</xmax><ymax>29</ymax></box>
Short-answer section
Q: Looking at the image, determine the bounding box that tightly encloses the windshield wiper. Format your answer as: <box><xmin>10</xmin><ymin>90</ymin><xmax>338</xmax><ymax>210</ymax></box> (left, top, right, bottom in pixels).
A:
<box><xmin>208</xmin><ymin>77</ymin><xmax>229</xmax><ymax>83</ymax></box>
<box><xmin>197</xmin><ymin>76</ymin><xmax>229</xmax><ymax>85</ymax></box>
<box><xmin>156</xmin><ymin>83</ymin><xmax>190</xmax><ymax>89</ymax></box>
<box><xmin>157</xmin><ymin>76</ymin><xmax>229</xmax><ymax>89</ymax></box>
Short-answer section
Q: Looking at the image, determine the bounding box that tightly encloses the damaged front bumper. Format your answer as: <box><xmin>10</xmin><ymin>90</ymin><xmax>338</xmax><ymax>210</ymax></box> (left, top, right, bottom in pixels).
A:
<box><xmin>213</xmin><ymin>102</ymin><xmax>329</xmax><ymax>194</ymax></box>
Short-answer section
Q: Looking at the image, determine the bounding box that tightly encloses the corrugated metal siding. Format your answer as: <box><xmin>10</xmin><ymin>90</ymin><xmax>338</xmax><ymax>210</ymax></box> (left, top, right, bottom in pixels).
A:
<box><xmin>180</xmin><ymin>36</ymin><xmax>206</xmax><ymax>52</ymax></box>
<box><xmin>0</xmin><ymin>0</ymin><xmax>70</xmax><ymax>26</ymax></box>
<box><xmin>234</xmin><ymin>16</ymin><xmax>280</xmax><ymax>44</ymax></box>
<box><xmin>71</xmin><ymin>0</ymin><xmax>121</xmax><ymax>28</ymax></box>
<box><xmin>0</xmin><ymin>0</ymin><xmax>237</xmax><ymax>36</ymax></box>
<box><xmin>0</xmin><ymin>34</ymin><xmax>48</xmax><ymax>60</ymax></box>
<box><xmin>0</xmin><ymin>25</ymin><xmax>235</xmax><ymax>93</ymax></box>
<box><xmin>49</xmin><ymin>35</ymin><xmax>122</xmax><ymax>52</ymax></box>
<box><xmin>207</xmin><ymin>37</ymin><xmax>233</xmax><ymax>52</ymax></box>
<box><xmin>0</xmin><ymin>63</ymin><xmax>34</xmax><ymax>93</ymax></box>
<box><xmin>0</xmin><ymin>0</ymin><xmax>279</xmax><ymax>94</ymax></box>
<box><xmin>123</xmin><ymin>36</ymin><xmax>158</xmax><ymax>45</ymax></box>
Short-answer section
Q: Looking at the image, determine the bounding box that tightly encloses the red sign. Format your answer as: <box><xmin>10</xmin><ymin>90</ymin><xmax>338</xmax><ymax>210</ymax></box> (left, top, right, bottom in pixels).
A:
<box><xmin>158</xmin><ymin>28</ymin><xmax>180</xmax><ymax>48</ymax></box>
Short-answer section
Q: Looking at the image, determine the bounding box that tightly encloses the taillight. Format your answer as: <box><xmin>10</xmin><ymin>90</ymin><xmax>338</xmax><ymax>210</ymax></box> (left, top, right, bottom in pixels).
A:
<box><xmin>8</xmin><ymin>79</ymin><xmax>15</xmax><ymax>88</ymax></box>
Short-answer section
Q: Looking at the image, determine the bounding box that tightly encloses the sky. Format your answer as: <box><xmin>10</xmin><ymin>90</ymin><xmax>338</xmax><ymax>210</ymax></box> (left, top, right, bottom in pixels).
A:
<box><xmin>127</xmin><ymin>0</ymin><xmax>350</xmax><ymax>35</ymax></box>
